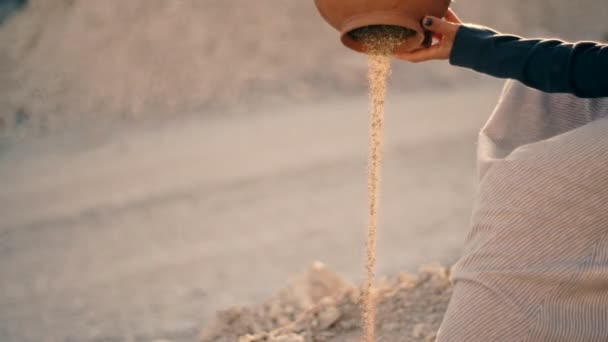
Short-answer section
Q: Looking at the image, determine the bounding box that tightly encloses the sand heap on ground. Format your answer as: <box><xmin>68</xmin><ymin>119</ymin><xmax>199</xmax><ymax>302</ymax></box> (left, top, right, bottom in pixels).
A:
<box><xmin>201</xmin><ymin>262</ymin><xmax>452</xmax><ymax>342</ymax></box>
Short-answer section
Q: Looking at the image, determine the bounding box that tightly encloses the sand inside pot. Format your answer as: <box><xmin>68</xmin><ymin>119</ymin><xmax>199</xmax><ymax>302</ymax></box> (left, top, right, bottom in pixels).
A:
<box><xmin>349</xmin><ymin>25</ymin><xmax>416</xmax><ymax>55</ymax></box>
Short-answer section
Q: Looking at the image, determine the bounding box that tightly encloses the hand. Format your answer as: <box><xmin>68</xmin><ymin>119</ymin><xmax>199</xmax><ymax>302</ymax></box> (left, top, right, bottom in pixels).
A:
<box><xmin>396</xmin><ymin>8</ymin><xmax>462</xmax><ymax>62</ymax></box>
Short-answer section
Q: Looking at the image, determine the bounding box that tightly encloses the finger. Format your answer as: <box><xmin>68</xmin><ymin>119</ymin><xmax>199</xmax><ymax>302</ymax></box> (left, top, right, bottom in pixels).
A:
<box><xmin>396</xmin><ymin>44</ymin><xmax>443</xmax><ymax>63</ymax></box>
<box><xmin>444</xmin><ymin>8</ymin><xmax>462</xmax><ymax>24</ymax></box>
<box><xmin>421</xmin><ymin>16</ymin><xmax>459</xmax><ymax>37</ymax></box>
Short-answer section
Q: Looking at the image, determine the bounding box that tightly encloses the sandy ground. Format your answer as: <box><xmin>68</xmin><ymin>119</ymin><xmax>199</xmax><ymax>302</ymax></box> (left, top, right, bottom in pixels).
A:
<box><xmin>0</xmin><ymin>82</ymin><xmax>503</xmax><ymax>341</ymax></box>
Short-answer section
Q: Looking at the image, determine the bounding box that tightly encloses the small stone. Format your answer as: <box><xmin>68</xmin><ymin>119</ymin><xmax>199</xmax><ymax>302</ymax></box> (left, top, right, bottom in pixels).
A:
<box><xmin>317</xmin><ymin>305</ymin><xmax>342</xmax><ymax>330</ymax></box>
<box><xmin>238</xmin><ymin>335</ymin><xmax>257</xmax><ymax>342</ymax></box>
<box><xmin>413</xmin><ymin>323</ymin><xmax>432</xmax><ymax>338</ymax></box>
<box><xmin>268</xmin><ymin>333</ymin><xmax>305</xmax><ymax>342</ymax></box>
<box><xmin>425</xmin><ymin>331</ymin><xmax>438</xmax><ymax>342</ymax></box>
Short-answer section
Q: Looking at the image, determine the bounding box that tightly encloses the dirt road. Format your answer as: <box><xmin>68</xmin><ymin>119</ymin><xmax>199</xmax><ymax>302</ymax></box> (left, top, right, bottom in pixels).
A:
<box><xmin>0</xmin><ymin>83</ymin><xmax>502</xmax><ymax>341</ymax></box>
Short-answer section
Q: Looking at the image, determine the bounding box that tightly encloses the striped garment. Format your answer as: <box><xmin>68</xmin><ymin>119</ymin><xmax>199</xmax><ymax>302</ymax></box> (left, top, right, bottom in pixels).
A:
<box><xmin>437</xmin><ymin>80</ymin><xmax>608</xmax><ymax>341</ymax></box>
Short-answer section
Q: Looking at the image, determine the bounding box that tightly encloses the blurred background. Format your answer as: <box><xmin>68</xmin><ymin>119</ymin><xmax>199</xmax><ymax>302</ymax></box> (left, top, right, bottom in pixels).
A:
<box><xmin>0</xmin><ymin>0</ymin><xmax>606</xmax><ymax>341</ymax></box>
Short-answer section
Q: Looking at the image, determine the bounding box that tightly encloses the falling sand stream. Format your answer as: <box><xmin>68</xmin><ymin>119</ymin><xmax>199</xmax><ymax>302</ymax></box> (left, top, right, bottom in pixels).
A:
<box><xmin>350</xmin><ymin>25</ymin><xmax>416</xmax><ymax>342</ymax></box>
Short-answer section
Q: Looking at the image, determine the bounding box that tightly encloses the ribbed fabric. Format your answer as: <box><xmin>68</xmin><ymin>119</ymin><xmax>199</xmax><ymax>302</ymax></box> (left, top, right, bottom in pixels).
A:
<box><xmin>437</xmin><ymin>80</ymin><xmax>608</xmax><ymax>341</ymax></box>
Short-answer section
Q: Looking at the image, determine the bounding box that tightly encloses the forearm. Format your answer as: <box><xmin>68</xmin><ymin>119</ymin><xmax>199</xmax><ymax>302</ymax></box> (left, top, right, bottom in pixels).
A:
<box><xmin>449</xmin><ymin>25</ymin><xmax>608</xmax><ymax>98</ymax></box>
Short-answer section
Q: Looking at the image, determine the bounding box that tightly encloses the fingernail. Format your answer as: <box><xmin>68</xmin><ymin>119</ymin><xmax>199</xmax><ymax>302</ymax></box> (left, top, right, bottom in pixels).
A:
<box><xmin>424</xmin><ymin>17</ymin><xmax>433</xmax><ymax>27</ymax></box>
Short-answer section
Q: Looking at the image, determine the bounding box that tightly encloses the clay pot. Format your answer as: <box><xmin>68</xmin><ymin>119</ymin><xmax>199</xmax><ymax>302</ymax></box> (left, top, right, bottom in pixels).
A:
<box><xmin>314</xmin><ymin>0</ymin><xmax>451</xmax><ymax>54</ymax></box>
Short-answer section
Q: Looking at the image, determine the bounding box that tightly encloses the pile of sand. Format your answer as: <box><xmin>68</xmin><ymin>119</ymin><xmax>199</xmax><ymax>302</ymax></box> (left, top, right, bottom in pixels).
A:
<box><xmin>201</xmin><ymin>263</ymin><xmax>452</xmax><ymax>342</ymax></box>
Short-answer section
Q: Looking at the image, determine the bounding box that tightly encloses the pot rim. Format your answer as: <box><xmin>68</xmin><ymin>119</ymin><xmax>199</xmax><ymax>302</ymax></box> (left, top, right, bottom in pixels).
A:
<box><xmin>339</xmin><ymin>11</ymin><xmax>425</xmax><ymax>54</ymax></box>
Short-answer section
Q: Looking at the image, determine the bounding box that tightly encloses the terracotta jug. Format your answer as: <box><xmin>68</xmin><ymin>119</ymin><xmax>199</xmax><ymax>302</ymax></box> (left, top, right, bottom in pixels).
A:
<box><xmin>314</xmin><ymin>0</ymin><xmax>451</xmax><ymax>54</ymax></box>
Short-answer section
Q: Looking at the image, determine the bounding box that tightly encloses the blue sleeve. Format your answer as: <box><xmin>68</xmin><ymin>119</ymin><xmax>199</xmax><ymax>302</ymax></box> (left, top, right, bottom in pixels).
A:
<box><xmin>449</xmin><ymin>25</ymin><xmax>608</xmax><ymax>98</ymax></box>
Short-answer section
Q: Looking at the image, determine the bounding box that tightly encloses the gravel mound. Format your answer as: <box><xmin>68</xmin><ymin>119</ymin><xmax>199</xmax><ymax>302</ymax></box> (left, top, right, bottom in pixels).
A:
<box><xmin>201</xmin><ymin>263</ymin><xmax>452</xmax><ymax>342</ymax></box>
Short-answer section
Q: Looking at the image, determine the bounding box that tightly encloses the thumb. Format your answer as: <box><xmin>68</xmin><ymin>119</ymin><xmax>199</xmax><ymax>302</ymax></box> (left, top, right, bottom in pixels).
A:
<box><xmin>421</xmin><ymin>16</ymin><xmax>459</xmax><ymax>36</ymax></box>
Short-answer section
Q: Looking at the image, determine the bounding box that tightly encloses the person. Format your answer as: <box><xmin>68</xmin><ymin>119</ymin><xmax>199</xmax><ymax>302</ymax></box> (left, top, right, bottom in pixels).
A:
<box><xmin>396</xmin><ymin>9</ymin><xmax>608</xmax><ymax>342</ymax></box>
<box><xmin>397</xmin><ymin>9</ymin><xmax>608</xmax><ymax>98</ymax></box>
